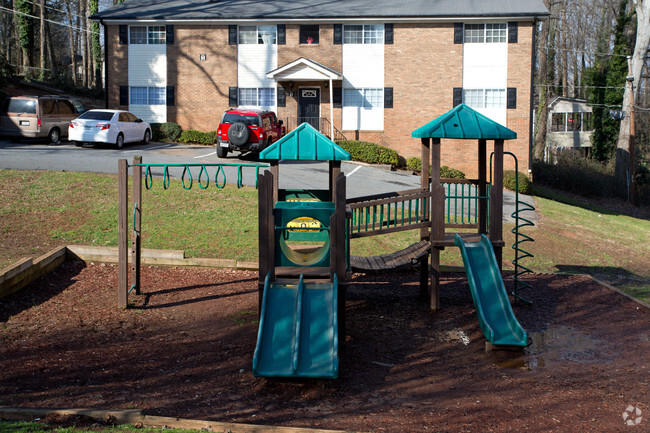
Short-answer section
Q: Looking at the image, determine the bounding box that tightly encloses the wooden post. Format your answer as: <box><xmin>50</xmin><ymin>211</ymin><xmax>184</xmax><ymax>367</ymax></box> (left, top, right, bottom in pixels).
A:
<box><xmin>478</xmin><ymin>139</ymin><xmax>487</xmax><ymax>235</ymax></box>
<box><xmin>489</xmin><ymin>139</ymin><xmax>504</xmax><ymax>270</ymax></box>
<box><xmin>329</xmin><ymin>160</ymin><xmax>341</xmax><ymax>203</ymax></box>
<box><xmin>419</xmin><ymin>138</ymin><xmax>431</xmax><ymax>299</ymax></box>
<box><xmin>118</xmin><ymin>159</ymin><xmax>129</xmax><ymax>308</ymax></box>
<box><xmin>430</xmin><ymin>138</ymin><xmax>443</xmax><ymax>311</ymax></box>
<box><xmin>270</xmin><ymin>161</ymin><xmax>279</xmax><ymax>205</ymax></box>
<box><xmin>258</xmin><ymin>171</ymin><xmax>275</xmax><ymax>311</ymax></box>
<box><xmin>131</xmin><ymin>156</ymin><xmax>142</xmax><ymax>295</ymax></box>
<box><xmin>334</xmin><ymin>172</ymin><xmax>346</xmax><ymax>278</ymax></box>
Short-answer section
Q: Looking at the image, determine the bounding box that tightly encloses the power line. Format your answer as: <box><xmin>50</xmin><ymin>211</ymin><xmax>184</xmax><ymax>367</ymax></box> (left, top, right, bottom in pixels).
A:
<box><xmin>538</xmin><ymin>45</ymin><xmax>632</xmax><ymax>60</ymax></box>
<box><xmin>0</xmin><ymin>6</ymin><xmax>99</xmax><ymax>35</ymax></box>
<box><xmin>20</xmin><ymin>0</ymin><xmax>87</xmax><ymax>21</ymax></box>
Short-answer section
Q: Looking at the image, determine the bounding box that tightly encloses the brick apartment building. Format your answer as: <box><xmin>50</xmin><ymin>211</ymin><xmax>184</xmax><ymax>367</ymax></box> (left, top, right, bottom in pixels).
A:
<box><xmin>94</xmin><ymin>0</ymin><xmax>549</xmax><ymax>176</ymax></box>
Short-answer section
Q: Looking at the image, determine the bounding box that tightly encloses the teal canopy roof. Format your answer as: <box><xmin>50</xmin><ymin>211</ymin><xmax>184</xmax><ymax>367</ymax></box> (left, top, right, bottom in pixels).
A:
<box><xmin>411</xmin><ymin>104</ymin><xmax>517</xmax><ymax>140</ymax></box>
<box><xmin>260</xmin><ymin>122</ymin><xmax>351</xmax><ymax>161</ymax></box>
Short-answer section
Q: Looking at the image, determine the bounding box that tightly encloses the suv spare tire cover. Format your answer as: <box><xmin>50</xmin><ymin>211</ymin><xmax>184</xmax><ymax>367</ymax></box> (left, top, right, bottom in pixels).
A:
<box><xmin>228</xmin><ymin>122</ymin><xmax>250</xmax><ymax>146</ymax></box>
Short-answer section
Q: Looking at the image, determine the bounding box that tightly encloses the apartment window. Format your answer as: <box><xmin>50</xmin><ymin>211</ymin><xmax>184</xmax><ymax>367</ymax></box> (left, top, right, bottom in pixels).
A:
<box><xmin>300</xmin><ymin>25</ymin><xmax>319</xmax><ymax>45</ymax></box>
<box><xmin>130</xmin><ymin>87</ymin><xmax>148</xmax><ymax>105</ymax></box>
<box><xmin>344</xmin><ymin>24</ymin><xmax>383</xmax><ymax>44</ymax></box>
<box><xmin>485</xmin><ymin>23</ymin><xmax>507</xmax><ymax>43</ymax></box>
<box><xmin>130</xmin><ymin>87</ymin><xmax>165</xmax><ymax>105</ymax></box>
<box><xmin>463</xmin><ymin>89</ymin><xmax>483</xmax><ymax>108</ymax></box>
<box><xmin>148</xmin><ymin>87</ymin><xmax>166</xmax><ymax>105</ymax></box>
<box><xmin>464</xmin><ymin>23</ymin><xmax>506</xmax><ymax>43</ymax></box>
<box><xmin>343</xmin><ymin>88</ymin><xmax>384</xmax><ymax>130</ymax></box>
<box><xmin>463</xmin><ymin>89</ymin><xmax>506</xmax><ymax>109</ymax></box>
<box><xmin>239</xmin><ymin>25</ymin><xmax>277</xmax><ymax>44</ymax></box>
<box><xmin>148</xmin><ymin>26</ymin><xmax>166</xmax><ymax>44</ymax></box>
<box><xmin>129</xmin><ymin>27</ymin><xmax>147</xmax><ymax>44</ymax></box>
<box><xmin>343</xmin><ymin>88</ymin><xmax>383</xmax><ymax>108</ymax></box>
<box><xmin>129</xmin><ymin>26</ymin><xmax>165</xmax><ymax>44</ymax></box>
<box><xmin>484</xmin><ymin>89</ymin><xmax>506</xmax><ymax>108</ymax></box>
<box><xmin>238</xmin><ymin>88</ymin><xmax>276</xmax><ymax>107</ymax></box>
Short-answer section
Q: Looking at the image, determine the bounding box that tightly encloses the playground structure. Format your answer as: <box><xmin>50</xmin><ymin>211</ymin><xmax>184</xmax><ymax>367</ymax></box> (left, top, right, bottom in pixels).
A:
<box><xmin>116</xmin><ymin>158</ymin><xmax>268</xmax><ymax>308</ymax></box>
<box><xmin>116</xmin><ymin>104</ymin><xmax>535</xmax><ymax>379</ymax></box>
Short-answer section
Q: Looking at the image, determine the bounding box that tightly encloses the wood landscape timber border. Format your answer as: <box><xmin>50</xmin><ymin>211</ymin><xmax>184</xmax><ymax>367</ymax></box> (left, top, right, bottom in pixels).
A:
<box><xmin>0</xmin><ymin>406</ymin><xmax>354</xmax><ymax>433</ymax></box>
<box><xmin>0</xmin><ymin>245</ymin><xmax>257</xmax><ymax>301</ymax></box>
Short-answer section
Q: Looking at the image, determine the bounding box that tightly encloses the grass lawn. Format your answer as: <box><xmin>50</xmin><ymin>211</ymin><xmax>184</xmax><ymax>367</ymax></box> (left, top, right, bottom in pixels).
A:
<box><xmin>1</xmin><ymin>169</ymin><xmax>648</xmax><ymax>303</ymax></box>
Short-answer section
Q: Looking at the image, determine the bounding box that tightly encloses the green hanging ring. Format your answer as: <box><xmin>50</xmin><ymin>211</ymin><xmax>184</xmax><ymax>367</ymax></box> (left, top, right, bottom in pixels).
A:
<box><xmin>198</xmin><ymin>165</ymin><xmax>209</xmax><ymax>189</ymax></box>
<box><xmin>181</xmin><ymin>166</ymin><xmax>193</xmax><ymax>190</ymax></box>
<box><xmin>214</xmin><ymin>165</ymin><xmax>226</xmax><ymax>189</ymax></box>
<box><xmin>163</xmin><ymin>165</ymin><xmax>171</xmax><ymax>190</ymax></box>
<box><xmin>144</xmin><ymin>165</ymin><xmax>153</xmax><ymax>190</ymax></box>
<box><xmin>237</xmin><ymin>165</ymin><xmax>244</xmax><ymax>188</ymax></box>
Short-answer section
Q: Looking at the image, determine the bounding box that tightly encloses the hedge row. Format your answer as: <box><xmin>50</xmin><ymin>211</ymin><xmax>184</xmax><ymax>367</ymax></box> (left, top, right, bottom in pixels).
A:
<box><xmin>335</xmin><ymin>140</ymin><xmax>402</xmax><ymax>167</ymax></box>
<box><xmin>151</xmin><ymin>122</ymin><xmax>218</xmax><ymax>145</ymax></box>
<box><xmin>405</xmin><ymin>157</ymin><xmax>466</xmax><ymax>179</ymax></box>
<box><xmin>504</xmin><ymin>170</ymin><xmax>532</xmax><ymax>195</ymax></box>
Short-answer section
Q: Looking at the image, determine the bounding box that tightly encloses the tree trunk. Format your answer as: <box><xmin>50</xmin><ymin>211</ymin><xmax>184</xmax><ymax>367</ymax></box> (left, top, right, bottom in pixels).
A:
<box><xmin>64</xmin><ymin>0</ymin><xmax>77</xmax><ymax>84</ymax></box>
<box><xmin>39</xmin><ymin>0</ymin><xmax>45</xmax><ymax>80</ymax></box>
<box><xmin>80</xmin><ymin>0</ymin><xmax>87</xmax><ymax>87</ymax></box>
<box><xmin>533</xmin><ymin>1</ymin><xmax>552</xmax><ymax>161</ymax></box>
<box><xmin>615</xmin><ymin>0</ymin><xmax>650</xmax><ymax>200</ymax></box>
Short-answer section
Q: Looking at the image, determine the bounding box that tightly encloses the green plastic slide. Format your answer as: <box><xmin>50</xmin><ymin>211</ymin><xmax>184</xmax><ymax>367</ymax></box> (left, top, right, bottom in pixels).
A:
<box><xmin>454</xmin><ymin>234</ymin><xmax>528</xmax><ymax>346</ymax></box>
<box><xmin>252</xmin><ymin>274</ymin><xmax>339</xmax><ymax>378</ymax></box>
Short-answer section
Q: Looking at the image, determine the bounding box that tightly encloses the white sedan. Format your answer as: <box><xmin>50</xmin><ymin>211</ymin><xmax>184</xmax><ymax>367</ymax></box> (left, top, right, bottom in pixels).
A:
<box><xmin>69</xmin><ymin>109</ymin><xmax>152</xmax><ymax>149</ymax></box>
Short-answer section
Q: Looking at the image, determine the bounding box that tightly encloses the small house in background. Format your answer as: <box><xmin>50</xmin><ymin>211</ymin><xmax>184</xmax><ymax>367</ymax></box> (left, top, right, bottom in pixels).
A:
<box><xmin>546</xmin><ymin>97</ymin><xmax>593</xmax><ymax>161</ymax></box>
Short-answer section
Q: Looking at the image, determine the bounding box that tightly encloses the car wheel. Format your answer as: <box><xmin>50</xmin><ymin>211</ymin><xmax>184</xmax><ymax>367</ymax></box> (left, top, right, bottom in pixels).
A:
<box><xmin>48</xmin><ymin>128</ymin><xmax>60</xmax><ymax>145</ymax></box>
<box><xmin>116</xmin><ymin>133</ymin><xmax>125</xmax><ymax>149</ymax></box>
<box><xmin>227</xmin><ymin>122</ymin><xmax>250</xmax><ymax>146</ymax></box>
<box><xmin>143</xmin><ymin>129</ymin><xmax>151</xmax><ymax>144</ymax></box>
<box><xmin>217</xmin><ymin>145</ymin><xmax>228</xmax><ymax>158</ymax></box>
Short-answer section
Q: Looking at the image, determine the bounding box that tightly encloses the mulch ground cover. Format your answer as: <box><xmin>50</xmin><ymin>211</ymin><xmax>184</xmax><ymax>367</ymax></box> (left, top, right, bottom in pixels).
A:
<box><xmin>0</xmin><ymin>260</ymin><xmax>648</xmax><ymax>432</ymax></box>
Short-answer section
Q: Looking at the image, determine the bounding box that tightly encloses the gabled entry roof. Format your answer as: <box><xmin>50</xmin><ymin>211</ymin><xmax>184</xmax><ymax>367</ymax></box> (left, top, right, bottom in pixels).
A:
<box><xmin>267</xmin><ymin>58</ymin><xmax>342</xmax><ymax>82</ymax></box>
<box><xmin>260</xmin><ymin>123</ymin><xmax>351</xmax><ymax>161</ymax></box>
<box><xmin>411</xmin><ymin>104</ymin><xmax>517</xmax><ymax>140</ymax></box>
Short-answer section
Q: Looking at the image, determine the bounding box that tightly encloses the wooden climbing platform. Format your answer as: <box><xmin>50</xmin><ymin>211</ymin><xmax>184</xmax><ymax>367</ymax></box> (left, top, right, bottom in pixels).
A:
<box><xmin>350</xmin><ymin>240</ymin><xmax>431</xmax><ymax>273</ymax></box>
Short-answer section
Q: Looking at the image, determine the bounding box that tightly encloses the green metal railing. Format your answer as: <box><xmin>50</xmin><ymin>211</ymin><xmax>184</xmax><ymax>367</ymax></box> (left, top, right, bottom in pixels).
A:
<box><xmin>130</xmin><ymin>162</ymin><xmax>268</xmax><ymax>190</ymax></box>
<box><xmin>490</xmin><ymin>152</ymin><xmax>535</xmax><ymax>303</ymax></box>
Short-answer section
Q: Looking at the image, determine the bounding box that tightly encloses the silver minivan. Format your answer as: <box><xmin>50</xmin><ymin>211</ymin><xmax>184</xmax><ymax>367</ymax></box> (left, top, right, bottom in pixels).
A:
<box><xmin>0</xmin><ymin>95</ymin><xmax>87</xmax><ymax>143</ymax></box>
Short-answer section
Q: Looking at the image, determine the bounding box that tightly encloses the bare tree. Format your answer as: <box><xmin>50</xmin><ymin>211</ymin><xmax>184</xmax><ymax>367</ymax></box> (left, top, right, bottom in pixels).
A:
<box><xmin>615</xmin><ymin>0</ymin><xmax>650</xmax><ymax>200</ymax></box>
<box><xmin>64</xmin><ymin>0</ymin><xmax>77</xmax><ymax>84</ymax></box>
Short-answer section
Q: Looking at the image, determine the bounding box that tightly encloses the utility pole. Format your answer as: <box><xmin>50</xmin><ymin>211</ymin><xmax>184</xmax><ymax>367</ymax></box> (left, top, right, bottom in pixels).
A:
<box><xmin>626</xmin><ymin>56</ymin><xmax>635</xmax><ymax>205</ymax></box>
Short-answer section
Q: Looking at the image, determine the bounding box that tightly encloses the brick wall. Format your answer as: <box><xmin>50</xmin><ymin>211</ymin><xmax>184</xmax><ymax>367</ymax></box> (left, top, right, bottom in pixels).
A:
<box><xmin>166</xmin><ymin>26</ymin><xmax>236</xmax><ymax>130</ymax></box>
<box><xmin>275</xmin><ymin>25</ymin><xmax>342</xmax><ymax>131</ymax></box>
<box><xmin>105</xmin><ymin>25</ymin><xmax>128</xmax><ymax>109</ymax></box>
<box><xmin>107</xmin><ymin>22</ymin><xmax>534</xmax><ymax>177</ymax></box>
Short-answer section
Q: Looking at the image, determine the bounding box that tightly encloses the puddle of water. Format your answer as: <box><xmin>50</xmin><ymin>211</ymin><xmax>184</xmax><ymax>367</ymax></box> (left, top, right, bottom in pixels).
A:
<box><xmin>494</xmin><ymin>326</ymin><xmax>603</xmax><ymax>370</ymax></box>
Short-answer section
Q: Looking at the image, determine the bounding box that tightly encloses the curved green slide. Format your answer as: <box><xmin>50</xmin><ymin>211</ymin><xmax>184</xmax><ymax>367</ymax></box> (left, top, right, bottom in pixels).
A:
<box><xmin>454</xmin><ymin>234</ymin><xmax>528</xmax><ymax>347</ymax></box>
<box><xmin>253</xmin><ymin>274</ymin><xmax>339</xmax><ymax>378</ymax></box>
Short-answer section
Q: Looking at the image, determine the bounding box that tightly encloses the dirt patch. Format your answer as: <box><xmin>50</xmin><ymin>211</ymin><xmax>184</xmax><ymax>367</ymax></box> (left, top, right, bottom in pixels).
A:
<box><xmin>1</xmin><ymin>262</ymin><xmax>648</xmax><ymax>432</ymax></box>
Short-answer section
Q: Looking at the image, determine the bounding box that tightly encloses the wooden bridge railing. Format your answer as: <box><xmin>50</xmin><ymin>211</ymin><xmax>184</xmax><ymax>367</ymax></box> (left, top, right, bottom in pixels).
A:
<box><xmin>346</xmin><ymin>188</ymin><xmax>431</xmax><ymax>238</ymax></box>
<box><xmin>346</xmin><ymin>179</ymin><xmax>490</xmax><ymax>239</ymax></box>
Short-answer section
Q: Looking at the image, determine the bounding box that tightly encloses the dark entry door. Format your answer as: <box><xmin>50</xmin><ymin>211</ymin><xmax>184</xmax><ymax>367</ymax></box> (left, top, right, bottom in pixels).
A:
<box><xmin>298</xmin><ymin>88</ymin><xmax>320</xmax><ymax>130</ymax></box>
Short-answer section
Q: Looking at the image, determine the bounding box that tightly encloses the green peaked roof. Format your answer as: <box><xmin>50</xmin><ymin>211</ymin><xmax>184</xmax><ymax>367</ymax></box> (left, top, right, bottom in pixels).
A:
<box><xmin>411</xmin><ymin>104</ymin><xmax>517</xmax><ymax>140</ymax></box>
<box><xmin>260</xmin><ymin>122</ymin><xmax>351</xmax><ymax>161</ymax></box>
